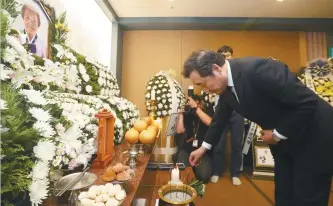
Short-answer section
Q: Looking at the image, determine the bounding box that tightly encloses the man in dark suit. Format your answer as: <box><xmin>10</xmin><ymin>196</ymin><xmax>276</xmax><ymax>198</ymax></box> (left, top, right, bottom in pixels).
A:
<box><xmin>182</xmin><ymin>49</ymin><xmax>333</xmax><ymax>206</ymax></box>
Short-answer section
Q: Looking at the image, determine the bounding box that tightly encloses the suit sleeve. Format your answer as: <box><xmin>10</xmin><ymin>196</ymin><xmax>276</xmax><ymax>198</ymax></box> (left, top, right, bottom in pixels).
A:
<box><xmin>202</xmin><ymin>99</ymin><xmax>233</xmax><ymax>148</ymax></box>
<box><xmin>251</xmin><ymin>59</ymin><xmax>318</xmax><ymax>140</ymax></box>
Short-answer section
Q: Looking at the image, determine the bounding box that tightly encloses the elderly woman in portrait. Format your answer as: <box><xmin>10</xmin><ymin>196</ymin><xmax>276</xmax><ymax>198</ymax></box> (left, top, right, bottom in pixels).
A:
<box><xmin>21</xmin><ymin>4</ymin><xmax>46</xmax><ymax>58</ymax></box>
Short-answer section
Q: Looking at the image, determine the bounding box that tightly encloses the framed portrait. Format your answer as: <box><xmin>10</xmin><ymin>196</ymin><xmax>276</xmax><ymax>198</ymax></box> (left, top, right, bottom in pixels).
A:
<box><xmin>165</xmin><ymin>113</ymin><xmax>180</xmax><ymax>137</ymax></box>
<box><xmin>254</xmin><ymin>146</ymin><xmax>275</xmax><ymax>168</ymax></box>
<box><xmin>11</xmin><ymin>0</ymin><xmax>52</xmax><ymax>59</ymax></box>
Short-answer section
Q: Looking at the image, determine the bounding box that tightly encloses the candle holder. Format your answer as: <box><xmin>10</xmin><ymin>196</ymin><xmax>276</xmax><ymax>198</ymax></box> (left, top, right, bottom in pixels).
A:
<box><xmin>149</xmin><ymin>99</ymin><xmax>157</xmax><ymax>120</ymax></box>
<box><xmin>138</xmin><ymin>144</ymin><xmax>144</xmax><ymax>154</ymax></box>
<box><xmin>158</xmin><ymin>183</ymin><xmax>197</xmax><ymax>205</ymax></box>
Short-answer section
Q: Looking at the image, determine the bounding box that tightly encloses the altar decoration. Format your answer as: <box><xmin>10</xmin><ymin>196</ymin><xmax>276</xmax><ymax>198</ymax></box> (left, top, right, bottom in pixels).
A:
<box><xmin>92</xmin><ymin>109</ymin><xmax>115</xmax><ymax>169</ymax></box>
<box><xmin>0</xmin><ymin>1</ymin><xmax>139</xmax><ymax>205</ymax></box>
<box><xmin>124</xmin><ymin>117</ymin><xmax>160</xmax><ymax>167</ymax></box>
<box><xmin>78</xmin><ymin>183</ymin><xmax>126</xmax><ymax>206</ymax></box>
<box><xmin>145</xmin><ymin>71</ymin><xmax>186</xmax><ymax>163</ymax></box>
<box><xmin>200</xmin><ymin>90</ymin><xmax>217</xmax><ymax>107</ymax></box>
<box><xmin>145</xmin><ymin>71</ymin><xmax>186</xmax><ymax>118</ymax></box>
<box><xmin>158</xmin><ymin>169</ymin><xmax>197</xmax><ymax>205</ymax></box>
<box><xmin>298</xmin><ymin>60</ymin><xmax>333</xmax><ymax>107</ymax></box>
<box><xmin>252</xmin><ymin>125</ymin><xmax>275</xmax><ymax>180</ymax></box>
<box><xmin>102</xmin><ymin>163</ymin><xmax>133</xmax><ymax>182</ymax></box>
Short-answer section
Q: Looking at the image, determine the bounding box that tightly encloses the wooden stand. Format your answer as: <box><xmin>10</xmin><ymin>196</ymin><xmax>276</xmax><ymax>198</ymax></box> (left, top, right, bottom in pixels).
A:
<box><xmin>91</xmin><ymin>109</ymin><xmax>115</xmax><ymax>169</ymax></box>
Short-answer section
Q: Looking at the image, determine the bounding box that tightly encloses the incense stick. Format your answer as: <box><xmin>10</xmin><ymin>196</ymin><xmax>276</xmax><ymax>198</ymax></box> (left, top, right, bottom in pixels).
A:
<box><xmin>185</xmin><ymin>170</ymin><xmax>189</xmax><ymax>199</ymax></box>
<box><xmin>169</xmin><ymin>168</ymin><xmax>172</xmax><ymax>199</ymax></box>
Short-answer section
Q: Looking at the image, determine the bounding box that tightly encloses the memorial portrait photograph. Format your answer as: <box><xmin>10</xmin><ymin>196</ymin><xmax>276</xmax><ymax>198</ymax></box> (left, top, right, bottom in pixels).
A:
<box><xmin>11</xmin><ymin>0</ymin><xmax>51</xmax><ymax>58</ymax></box>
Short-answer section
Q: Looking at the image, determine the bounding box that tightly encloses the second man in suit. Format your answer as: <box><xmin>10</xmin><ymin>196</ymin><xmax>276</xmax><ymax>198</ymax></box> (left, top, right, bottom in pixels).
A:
<box><xmin>210</xmin><ymin>45</ymin><xmax>244</xmax><ymax>186</ymax></box>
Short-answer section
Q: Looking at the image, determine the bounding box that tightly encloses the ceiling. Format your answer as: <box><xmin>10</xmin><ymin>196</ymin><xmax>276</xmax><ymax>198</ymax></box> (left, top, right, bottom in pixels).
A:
<box><xmin>108</xmin><ymin>0</ymin><xmax>333</xmax><ymax>18</ymax></box>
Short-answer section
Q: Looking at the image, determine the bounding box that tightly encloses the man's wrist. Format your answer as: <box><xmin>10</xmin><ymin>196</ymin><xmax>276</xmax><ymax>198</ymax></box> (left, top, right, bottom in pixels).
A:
<box><xmin>200</xmin><ymin>146</ymin><xmax>208</xmax><ymax>153</ymax></box>
<box><xmin>201</xmin><ymin>142</ymin><xmax>212</xmax><ymax>150</ymax></box>
<box><xmin>272</xmin><ymin>132</ymin><xmax>281</xmax><ymax>142</ymax></box>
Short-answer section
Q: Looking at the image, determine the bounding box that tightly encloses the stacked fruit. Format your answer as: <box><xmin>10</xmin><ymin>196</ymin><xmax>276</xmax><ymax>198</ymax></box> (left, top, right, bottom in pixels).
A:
<box><xmin>124</xmin><ymin>117</ymin><xmax>160</xmax><ymax>145</ymax></box>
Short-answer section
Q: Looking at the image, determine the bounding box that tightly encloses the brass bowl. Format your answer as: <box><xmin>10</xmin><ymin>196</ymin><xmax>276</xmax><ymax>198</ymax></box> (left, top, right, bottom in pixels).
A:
<box><xmin>158</xmin><ymin>183</ymin><xmax>197</xmax><ymax>205</ymax></box>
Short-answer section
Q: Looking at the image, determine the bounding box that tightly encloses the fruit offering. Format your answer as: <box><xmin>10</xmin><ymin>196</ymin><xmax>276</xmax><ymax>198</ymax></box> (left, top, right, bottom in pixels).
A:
<box><xmin>79</xmin><ymin>183</ymin><xmax>126</xmax><ymax>206</ymax></box>
<box><xmin>124</xmin><ymin>117</ymin><xmax>159</xmax><ymax>145</ymax></box>
<box><xmin>102</xmin><ymin>163</ymin><xmax>133</xmax><ymax>182</ymax></box>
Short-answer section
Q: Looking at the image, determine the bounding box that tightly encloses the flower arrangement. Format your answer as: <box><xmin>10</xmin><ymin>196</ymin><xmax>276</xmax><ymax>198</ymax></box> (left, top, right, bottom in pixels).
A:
<box><xmin>200</xmin><ymin>90</ymin><xmax>217</xmax><ymax>107</ymax></box>
<box><xmin>145</xmin><ymin>71</ymin><xmax>186</xmax><ymax>118</ymax></box>
<box><xmin>0</xmin><ymin>1</ymin><xmax>139</xmax><ymax>205</ymax></box>
<box><xmin>298</xmin><ymin>64</ymin><xmax>333</xmax><ymax>107</ymax></box>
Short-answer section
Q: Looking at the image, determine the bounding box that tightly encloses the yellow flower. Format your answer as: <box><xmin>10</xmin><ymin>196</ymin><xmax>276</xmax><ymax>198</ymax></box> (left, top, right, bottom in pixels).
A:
<box><xmin>65</xmin><ymin>27</ymin><xmax>70</xmax><ymax>32</ymax></box>
<box><xmin>316</xmin><ymin>86</ymin><xmax>325</xmax><ymax>93</ymax></box>
<box><xmin>55</xmin><ymin>23</ymin><xmax>64</xmax><ymax>29</ymax></box>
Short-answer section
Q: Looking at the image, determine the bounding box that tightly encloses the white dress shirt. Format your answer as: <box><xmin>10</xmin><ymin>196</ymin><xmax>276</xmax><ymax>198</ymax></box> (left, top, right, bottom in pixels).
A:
<box><xmin>202</xmin><ymin>61</ymin><xmax>287</xmax><ymax>150</ymax></box>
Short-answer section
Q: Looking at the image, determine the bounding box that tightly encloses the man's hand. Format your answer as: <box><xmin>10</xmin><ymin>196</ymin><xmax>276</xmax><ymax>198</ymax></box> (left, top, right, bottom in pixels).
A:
<box><xmin>189</xmin><ymin>146</ymin><xmax>207</xmax><ymax>166</ymax></box>
<box><xmin>260</xmin><ymin>130</ymin><xmax>278</xmax><ymax>144</ymax></box>
<box><xmin>188</xmin><ymin>97</ymin><xmax>198</xmax><ymax>108</ymax></box>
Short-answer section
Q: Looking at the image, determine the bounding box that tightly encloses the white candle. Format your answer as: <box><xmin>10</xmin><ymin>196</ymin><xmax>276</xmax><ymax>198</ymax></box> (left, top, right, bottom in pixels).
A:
<box><xmin>151</xmin><ymin>90</ymin><xmax>156</xmax><ymax>100</ymax></box>
<box><xmin>171</xmin><ymin>167</ymin><xmax>180</xmax><ymax>183</ymax></box>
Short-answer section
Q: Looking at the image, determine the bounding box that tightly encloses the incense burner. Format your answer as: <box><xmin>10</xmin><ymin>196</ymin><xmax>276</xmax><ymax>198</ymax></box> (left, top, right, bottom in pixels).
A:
<box><xmin>158</xmin><ymin>183</ymin><xmax>197</xmax><ymax>205</ymax></box>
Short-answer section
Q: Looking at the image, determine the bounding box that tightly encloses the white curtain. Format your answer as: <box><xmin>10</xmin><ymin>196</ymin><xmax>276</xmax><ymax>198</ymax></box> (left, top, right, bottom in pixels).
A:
<box><xmin>306</xmin><ymin>32</ymin><xmax>328</xmax><ymax>62</ymax></box>
<box><xmin>46</xmin><ymin>0</ymin><xmax>112</xmax><ymax>69</ymax></box>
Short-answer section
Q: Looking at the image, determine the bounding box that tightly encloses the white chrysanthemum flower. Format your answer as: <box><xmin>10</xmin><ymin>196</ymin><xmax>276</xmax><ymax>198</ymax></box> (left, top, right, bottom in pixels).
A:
<box><xmin>55</xmin><ymin>123</ymin><xmax>66</xmax><ymax>135</ymax></box>
<box><xmin>157</xmin><ymin>111</ymin><xmax>161</xmax><ymax>116</ymax></box>
<box><xmin>33</xmin><ymin>141</ymin><xmax>56</xmax><ymax>162</ymax></box>
<box><xmin>2</xmin><ymin>47</ymin><xmax>17</xmax><ymax>64</ymax></box>
<box><xmin>5</xmin><ymin>35</ymin><xmax>26</xmax><ymax>55</ymax></box>
<box><xmin>33</xmin><ymin>121</ymin><xmax>55</xmax><ymax>138</ymax></box>
<box><xmin>29</xmin><ymin>178</ymin><xmax>49</xmax><ymax>205</ymax></box>
<box><xmin>78</xmin><ymin>64</ymin><xmax>86</xmax><ymax>74</ymax></box>
<box><xmin>85</xmin><ymin>85</ymin><xmax>93</xmax><ymax>93</ymax></box>
<box><xmin>68</xmin><ymin>159</ymin><xmax>78</xmax><ymax>170</ymax></box>
<box><xmin>32</xmin><ymin>161</ymin><xmax>50</xmax><ymax>180</ymax></box>
<box><xmin>0</xmin><ymin>98</ymin><xmax>8</xmax><ymax>110</ymax></box>
<box><xmin>63</xmin><ymin>157</ymin><xmax>69</xmax><ymax>165</ymax></box>
<box><xmin>82</xmin><ymin>74</ymin><xmax>90</xmax><ymax>82</ymax></box>
<box><xmin>76</xmin><ymin>154</ymin><xmax>89</xmax><ymax>168</ymax></box>
<box><xmin>52</xmin><ymin>155</ymin><xmax>62</xmax><ymax>167</ymax></box>
<box><xmin>20</xmin><ymin>89</ymin><xmax>47</xmax><ymax>105</ymax></box>
<box><xmin>65</xmin><ymin>51</ymin><xmax>77</xmax><ymax>63</ymax></box>
<box><xmin>98</xmin><ymin>77</ymin><xmax>104</xmax><ymax>86</ymax></box>
<box><xmin>50</xmin><ymin>169</ymin><xmax>63</xmax><ymax>182</ymax></box>
<box><xmin>162</xmin><ymin>111</ymin><xmax>168</xmax><ymax>116</ymax></box>
<box><xmin>29</xmin><ymin>108</ymin><xmax>52</xmax><ymax>122</ymax></box>
<box><xmin>0</xmin><ymin>124</ymin><xmax>9</xmax><ymax>133</ymax></box>
<box><xmin>99</xmin><ymin>70</ymin><xmax>106</xmax><ymax>78</ymax></box>
<box><xmin>56</xmin><ymin>144</ymin><xmax>66</xmax><ymax>156</ymax></box>
<box><xmin>0</xmin><ymin>64</ymin><xmax>14</xmax><ymax>80</ymax></box>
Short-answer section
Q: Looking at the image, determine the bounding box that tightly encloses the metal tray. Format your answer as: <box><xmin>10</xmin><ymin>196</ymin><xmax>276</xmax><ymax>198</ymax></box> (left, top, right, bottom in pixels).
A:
<box><xmin>54</xmin><ymin>172</ymin><xmax>97</xmax><ymax>191</ymax></box>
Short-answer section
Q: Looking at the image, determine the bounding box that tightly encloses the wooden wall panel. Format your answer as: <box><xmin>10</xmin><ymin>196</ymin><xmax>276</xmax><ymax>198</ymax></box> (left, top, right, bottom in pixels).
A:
<box><xmin>122</xmin><ymin>30</ymin><xmax>304</xmax><ymax>116</ymax></box>
<box><xmin>122</xmin><ymin>31</ymin><xmax>182</xmax><ymax>116</ymax></box>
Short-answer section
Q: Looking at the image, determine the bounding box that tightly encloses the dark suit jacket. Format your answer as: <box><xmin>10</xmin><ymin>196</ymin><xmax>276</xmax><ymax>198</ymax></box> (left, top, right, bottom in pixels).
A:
<box><xmin>205</xmin><ymin>57</ymin><xmax>333</xmax><ymax>172</ymax></box>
